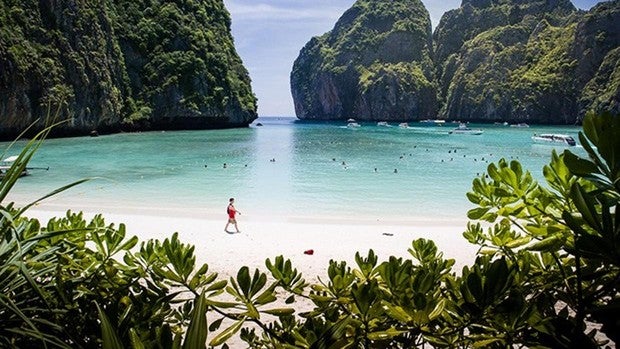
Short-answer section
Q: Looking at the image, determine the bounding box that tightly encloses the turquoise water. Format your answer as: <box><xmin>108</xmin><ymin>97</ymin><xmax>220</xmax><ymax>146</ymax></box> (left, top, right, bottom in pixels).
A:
<box><xmin>3</xmin><ymin>118</ymin><xmax>585</xmax><ymax>221</ymax></box>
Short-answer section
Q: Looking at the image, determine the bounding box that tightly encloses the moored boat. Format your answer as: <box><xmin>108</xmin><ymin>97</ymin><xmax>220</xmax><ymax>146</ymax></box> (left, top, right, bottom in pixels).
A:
<box><xmin>449</xmin><ymin>123</ymin><xmax>483</xmax><ymax>135</ymax></box>
<box><xmin>377</xmin><ymin>121</ymin><xmax>391</xmax><ymax>127</ymax></box>
<box><xmin>0</xmin><ymin>156</ymin><xmax>28</xmax><ymax>178</ymax></box>
<box><xmin>531</xmin><ymin>133</ymin><xmax>576</xmax><ymax>146</ymax></box>
<box><xmin>420</xmin><ymin>119</ymin><xmax>446</xmax><ymax>125</ymax></box>
<box><xmin>510</xmin><ymin>123</ymin><xmax>529</xmax><ymax>128</ymax></box>
<box><xmin>398</xmin><ymin>122</ymin><xmax>409</xmax><ymax>128</ymax></box>
<box><xmin>347</xmin><ymin>122</ymin><xmax>361</xmax><ymax>128</ymax></box>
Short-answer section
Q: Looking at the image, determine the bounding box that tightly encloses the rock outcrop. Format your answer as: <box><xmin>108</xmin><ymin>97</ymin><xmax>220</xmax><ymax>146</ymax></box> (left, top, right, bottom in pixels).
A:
<box><xmin>574</xmin><ymin>1</ymin><xmax>620</xmax><ymax>115</ymax></box>
<box><xmin>435</xmin><ymin>0</ymin><xmax>580</xmax><ymax>123</ymax></box>
<box><xmin>290</xmin><ymin>0</ymin><xmax>437</xmax><ymax>121</ymax></box>
<box><xmin>0</xmin><ymin>0</ymin><xmax>257</xmax><ymax>140</ymax></box>
<box><xmin>291</xmin><ymin>0</ymin><xmax>620</xmax><ymax>124</ymax></box>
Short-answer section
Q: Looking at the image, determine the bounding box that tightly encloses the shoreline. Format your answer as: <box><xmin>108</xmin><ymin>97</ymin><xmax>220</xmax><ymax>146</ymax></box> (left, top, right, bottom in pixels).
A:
<box><xmin>25</xmin><ymin>205</ymin><xmax>480</xmax><ymax>283</ymax></box>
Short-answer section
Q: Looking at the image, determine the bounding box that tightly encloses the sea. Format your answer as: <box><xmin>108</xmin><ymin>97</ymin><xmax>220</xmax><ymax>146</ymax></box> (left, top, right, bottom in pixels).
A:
<box><xmin>2</xmin><ymin>117</ymin><xmax>586</xmax><ymax>222</ymax></box>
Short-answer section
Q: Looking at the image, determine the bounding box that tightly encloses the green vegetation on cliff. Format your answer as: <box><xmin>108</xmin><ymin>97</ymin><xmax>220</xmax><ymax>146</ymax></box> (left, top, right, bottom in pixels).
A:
<box><xmin>291</xmin><ymin>0</ymin><xmax>437</xmax><ymax>121</ymax></box>
<box><xmin>435</xmin><ymin>0</ymin><xmax>583</xmax><ymax>123</ymax></box>
<box><xmin>0</xmin><ymin>0</ymin><xmax>257</xmax><ymax>139</ymax></box>
<box><xmin>292</xmin><ymin>0</ymin><xmax>619</xmax><ymax>124</ymax></box>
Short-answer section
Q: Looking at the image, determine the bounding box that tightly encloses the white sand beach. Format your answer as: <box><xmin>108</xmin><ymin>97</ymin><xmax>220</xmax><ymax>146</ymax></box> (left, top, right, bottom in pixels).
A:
<box><xmin>26</xmin><ymin>206</ymin><xmax>480</xmax><ymax>283</ymax></box>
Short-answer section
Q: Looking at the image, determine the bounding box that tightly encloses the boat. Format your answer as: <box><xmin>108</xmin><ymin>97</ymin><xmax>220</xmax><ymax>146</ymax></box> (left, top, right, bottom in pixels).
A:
<box><xmin>510</xmin><ymin>123</ymin><xmax>529</xmax><ymax>128</ymax></box>
<box><xmin>347</xmin><ymin>118</ymin><xmax>357</xmax><ymax>122</ymax></box>
<box><xmin>398</xmin><ymin>122</ymin><xmax>409</xmax><ymax>128</ymax></box>
<box><xmin>347</xmin><ymin>122</ymin><xmax>361</xmax><ymax>128</ymax></box>
<box><xmin>0</xmin><ymin>156</ymin><xmax>28</xmax><ymax>178</ymax></box>
<box><xmin>449</xmin><ymin>123</ymin><xmax>484</xmax><ymax>135</ymax></box>
<box><xmin>377</xmin><ymin>121</ymin><xmax>391</xmax><ymax>127</ymax></box>
<box><xmin>532</xmin><ymin>133</ymin><xmax>576</xmax><ymax>146</ymax></box>
<box><xmin>420</xmin><ymin>119</ymin><xmax>446</xmax><ymax>126</ymax></box>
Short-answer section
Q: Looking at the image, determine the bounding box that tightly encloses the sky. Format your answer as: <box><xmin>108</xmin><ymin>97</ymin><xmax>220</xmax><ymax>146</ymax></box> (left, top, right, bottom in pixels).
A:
<box><xmin>222</xmin><ymin>0</ymin><xmax>606</xmax><ymax>116</ymax></box>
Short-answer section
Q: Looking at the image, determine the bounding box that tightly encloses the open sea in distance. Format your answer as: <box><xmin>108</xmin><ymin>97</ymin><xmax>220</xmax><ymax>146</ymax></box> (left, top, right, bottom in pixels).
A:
<box><xmin>3</xmin><ymin>117</ymin><xmax>586</xmax><ymax>223</ymax></box>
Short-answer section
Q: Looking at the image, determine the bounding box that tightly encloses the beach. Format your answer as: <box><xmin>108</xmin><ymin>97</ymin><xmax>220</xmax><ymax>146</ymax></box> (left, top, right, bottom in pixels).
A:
<box><xmin>26</xmin><ymin>206</ymin><xmax>480</xmax><ymax>283</ymax></box>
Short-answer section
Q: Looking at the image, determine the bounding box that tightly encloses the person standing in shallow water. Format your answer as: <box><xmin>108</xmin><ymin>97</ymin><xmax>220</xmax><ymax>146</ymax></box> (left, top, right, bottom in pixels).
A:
<box><xmin>225</xmin><ymin>198</ymin><xmax>241</xmax><ymax>233</ymax></box>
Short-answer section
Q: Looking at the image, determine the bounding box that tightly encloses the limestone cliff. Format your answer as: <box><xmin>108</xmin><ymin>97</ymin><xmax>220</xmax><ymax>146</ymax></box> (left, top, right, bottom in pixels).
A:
<box><xmin>292</xmin><ymin>0</ymin><xmax>620</xmax><ymax>124</ymax></box>
<box><xmin>290</xmin><ymin>0</ymin><xmax>437</xmax><ymax>121</ymax></box>
<box><xmin>574</xmin><ymin>0</ymin><xmax>620</xmax><ymax>115</ymax></box>
<box><xmin>0</xmin><ymin>0</ymin><xmax>257</xmax><ymax>139</ymax></box>
<box><xmin>434</xmin><ymin>0</ymin><xmax>581</xmax><ymax>123</ymax></box>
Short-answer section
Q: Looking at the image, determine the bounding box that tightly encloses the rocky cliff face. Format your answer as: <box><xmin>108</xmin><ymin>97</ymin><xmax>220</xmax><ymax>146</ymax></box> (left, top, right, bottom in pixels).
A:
<box><xmin>290</xmin><ymin>0</ymin><xmax>437</xmax><ymax>121</ymax></box>
<box><xmin>574</xmin><ymin>1</ymin><xmax>620</xmax><ymax>115</ymax></box>
<box><xmin>291</xmin><ymin>0</ymin><xmax>619</xmax><ymax>124</ymax></box>
<box><xmin>0</xmin><ymin>0</ymin><xmax>256</xmax><ymax>139</ymax></box>
<box><xmin>435</xmin><ymin>0</ymin><xmax>580</xmax><ymax>123</ymax></box>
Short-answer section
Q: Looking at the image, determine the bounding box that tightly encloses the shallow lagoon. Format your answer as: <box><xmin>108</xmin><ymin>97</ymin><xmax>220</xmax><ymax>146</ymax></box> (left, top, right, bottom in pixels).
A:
<box><xmin>4</xmin><ymin>117</ymin><xmax>585</xmax><ymax>222</ymax></box>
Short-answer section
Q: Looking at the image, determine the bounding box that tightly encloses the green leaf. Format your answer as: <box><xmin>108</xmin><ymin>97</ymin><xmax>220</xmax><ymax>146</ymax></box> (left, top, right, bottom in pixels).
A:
<box><xmin>208</xmin><ymin>318</ymin><xmax>224</xmax><ymax>332</ymax></box>
<box><xmin>473</xmin><ymin>338</ymin><xmax>502</xmax><ymax>347</ymax></box>
<box><xmin>570</xmin><ymin>183</ymin><xmax>603</xmax><ymax>232</ymax></box>
<box><xmin>182</xmin><ymin>293</ymin><xmax>208</xmax><ymax>349</ymax></box>
<box><xmin>261</xmin><ymin>308</ymin><xmax>295</xmax><ymax>316</ymax></box>
<box><xmin>366</xmin><ymin>328</ymin><xmax>408</xmax><ymax>340</ymax></box>
<box><xmin>205</xmin><ymin>280</ymin><xmax>227</xmax><ymax>292</ymax></box>
<box><xmin>209</xmin><ymin>319</ymin><xmax>245</xmax><ymax>347</ymax></box>
<box><xmin>468</xmin><ymin>207</ymin><xmax>490</xmax><ymax>220</ymax></box>
<box><xmin>237</xmin><ymin>267</ymin><xmax>251</xmax><ymax>298</ymax></box>
<box><xmin>96</xmin><ymin>303</ymin><xmax>124</xmax><ymax>349</ymax></box>
<box><xmin>204</xmin><ymin>299</ymin><xmax>238</xmax><ymax>309</ymax></box>
<box><xmin>528</xmin><ymin>236</ymin><xmax>562</xmax><ymax>252</ymax></box>
<box><xmin>428</xmin><ymin>299</ymin><xmax>446</xmax><ymax>320</ymax></box>
<box><xmin>563</xmin><ymin>151</ymin><xmax>599</xmax><ymax>177</ymax></box>
<box><xmin>244</xmin><ymin>301</ymin><xmax>260</xmax><ymax>319</ymax></box>
<box><xmin>504</xmin><ymin>236</ymin><xmax>531</xmax><ymax>248</ymax></box>
<box><xmin>129</xmin><ymin>329</ymin><xmax>145</xmax><ymax>349</ymax></box>
<box><xmin>381</xmin><ymin>302</ymin><xmax>413</xmax><ymax>323</ymax></box>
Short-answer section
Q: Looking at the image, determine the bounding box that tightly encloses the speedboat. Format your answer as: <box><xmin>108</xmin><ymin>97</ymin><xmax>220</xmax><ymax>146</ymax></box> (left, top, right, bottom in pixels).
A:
<box><xmin>377</xmin><ymin>121</ymin><xmax>391</xmax><ymax>127</ymax></box>
<box><xmin>420</xmin><ymin>119</ymin><xmax>446</xmax><ymax>125</ymax></box>
<box><xmin>449</xmin><ymin>123</ymin><xmax>483</xmax><ymax>135</ymax></box>
<box><xmin>510</xmin><ymin>123</ymin><xmax>529</xmax><ymax>128</ymax></box>
<box><xmin>347</xmin><ymin>122</ymin><xmax>361</xmax><ymax>128</ymax></box>
<box><xmin>0</xmin><ymin>155</ymin><xmax>28</xmax><ymax>178</ymax></box>
<box><xmin>532</xmin><ymin>134</ymin><xmax>576</xmax><ymax>146</ymax></box>
<box><xmin>398</xmin><ymin>122</ymin><xmax>409</xmax><ymax>128</ymax></box>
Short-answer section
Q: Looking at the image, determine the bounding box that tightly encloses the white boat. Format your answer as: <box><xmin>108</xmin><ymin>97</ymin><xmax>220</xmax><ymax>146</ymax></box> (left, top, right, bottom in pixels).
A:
<box><xmin>449</xmin><ymin>123</ymin><xmax>483</xmax><ymax>135</ymax></box>
<box><xmin>377</xmin><ymin>121</ymin><xmax>391</xmax><ymax>127</ymax></box>
<box><xmin>0</xmin><ymin>155</ymin><xmax>28</xmax><ymax>178</ymax></box>
<box><xmin>347</xmin><ymin>122</ymin><xmax>361</xmax><ymax>128</ymax></box>
<box><xmin>420</xmin><ymin>119</ymin><xmax>446</xmax><ymax>125</ymax></box>
<box><xmin>347</xmin><ymin>118</ymin><xmax>357</xmax><ymax>122</ymax></box>
<box><xmin>532</xmin><ymin>133</ymin><xmax>576</xmax><ymax>146</ymax></box>
<box><xmin>398</xmin><ymin>122</ymin><xmax>409</xmax><ymax>128</ymax></box>
<box><xmin>510</xmin><ymin>123</ymin><xmax>529</xmax><ymax>128</ymax></box>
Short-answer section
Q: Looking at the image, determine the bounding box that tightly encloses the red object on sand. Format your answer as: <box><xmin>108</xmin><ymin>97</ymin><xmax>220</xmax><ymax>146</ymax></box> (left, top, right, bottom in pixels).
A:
<box><xmin>304</xmin><ymin>249</ymin><xmax>314</xmax><ymax>255</ymax></box>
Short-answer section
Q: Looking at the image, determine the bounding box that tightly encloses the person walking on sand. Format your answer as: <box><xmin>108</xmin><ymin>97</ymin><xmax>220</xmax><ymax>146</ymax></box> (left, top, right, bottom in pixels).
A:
<box><xmin>224</xmin><ymin>197</ymin><xmax>241</xmax><ymax>233</ymax></box>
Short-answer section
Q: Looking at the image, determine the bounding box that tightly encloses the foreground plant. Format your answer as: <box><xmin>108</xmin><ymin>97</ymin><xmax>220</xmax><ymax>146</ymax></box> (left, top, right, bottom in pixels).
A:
<box><xmin>237</xmin><ymin>112</ymin><xmax>619</xmax><ymax>348</ymax></box>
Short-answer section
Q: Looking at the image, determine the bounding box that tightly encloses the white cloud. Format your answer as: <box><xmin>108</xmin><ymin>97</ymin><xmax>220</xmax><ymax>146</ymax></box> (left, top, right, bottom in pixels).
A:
<box><xmin>225</xmin><ymin>1</ymin><xmax>345</xmax><ymax>21</ymax></box>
